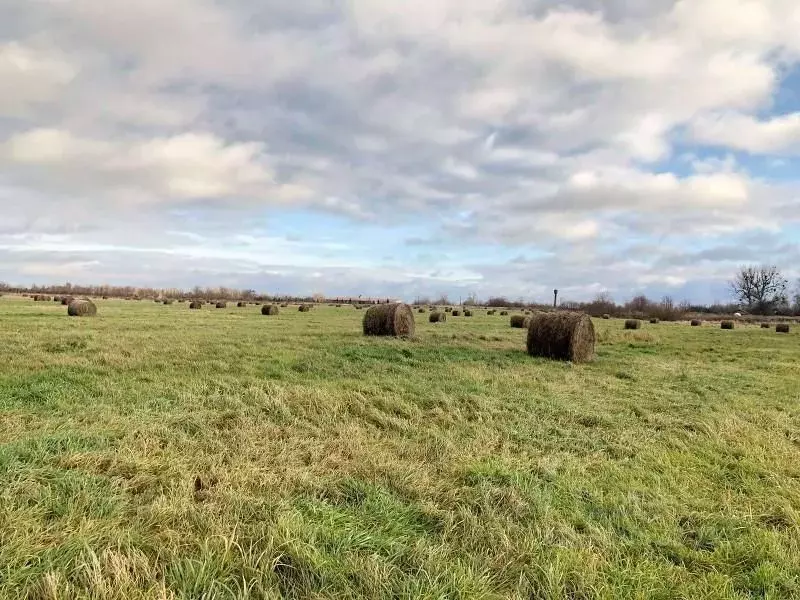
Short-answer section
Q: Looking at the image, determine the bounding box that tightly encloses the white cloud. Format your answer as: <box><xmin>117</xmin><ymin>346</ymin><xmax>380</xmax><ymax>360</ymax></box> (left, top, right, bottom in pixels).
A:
<box><xmin>0</xmin><ymin>42</ymin><xmax>76</xmax><ymax>116</ymax></box>
<box><xmin>2</xmin><ymin>0</ymin><xmax>800</xmax><ymax>300</ymax></box>
<box><xmin>690</xmin><ymin>112</ymin><xmax>800</xmax><ymax>154</ymax></box>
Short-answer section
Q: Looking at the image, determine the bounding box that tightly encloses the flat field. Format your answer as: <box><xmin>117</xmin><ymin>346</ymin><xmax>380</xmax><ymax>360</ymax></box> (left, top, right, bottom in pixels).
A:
<box><xmin>1</xmin><ymin>297</ymin><xmax>799</xmax><ymax>599</ymax></box>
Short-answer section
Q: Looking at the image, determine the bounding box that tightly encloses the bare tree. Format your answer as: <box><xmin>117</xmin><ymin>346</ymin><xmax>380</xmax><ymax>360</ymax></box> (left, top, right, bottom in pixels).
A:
<box><xmin>729</xmin><ymin>265</ymin><xmax>787</xmax><ymax>314</ymax></box>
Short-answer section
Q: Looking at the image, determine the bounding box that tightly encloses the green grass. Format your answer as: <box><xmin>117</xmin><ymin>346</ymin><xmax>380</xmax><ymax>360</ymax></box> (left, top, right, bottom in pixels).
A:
<box><xmin>1</xmin><ymin>297</ymin><xmax>800</xmax><ymax>599</ymax></box>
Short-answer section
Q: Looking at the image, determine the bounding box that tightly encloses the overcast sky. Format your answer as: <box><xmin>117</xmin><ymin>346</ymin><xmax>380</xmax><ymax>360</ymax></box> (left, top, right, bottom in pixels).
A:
<box><xmin>1</xmin><ymin>0</ymin><xmax>799</xmax><ymax>303</ymax></box>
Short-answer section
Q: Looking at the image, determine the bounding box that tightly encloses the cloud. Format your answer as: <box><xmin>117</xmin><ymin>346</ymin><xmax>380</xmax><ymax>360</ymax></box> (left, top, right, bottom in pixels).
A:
<box><xmin>690</xmin><ymin>112</ymin><xmax>800</xmax><ymax>154</ymax></box>
<box><xmin>1</xmin><ymin>0</ymin><xmax>800</xmax><ymax>301</ymax></box>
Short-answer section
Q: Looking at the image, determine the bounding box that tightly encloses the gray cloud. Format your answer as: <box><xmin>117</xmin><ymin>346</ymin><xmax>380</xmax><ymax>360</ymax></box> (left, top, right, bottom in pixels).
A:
<box><xmin>2</xmin><ymin>0</ymin><xmax>800</xmax><ymax>300</ymax></box>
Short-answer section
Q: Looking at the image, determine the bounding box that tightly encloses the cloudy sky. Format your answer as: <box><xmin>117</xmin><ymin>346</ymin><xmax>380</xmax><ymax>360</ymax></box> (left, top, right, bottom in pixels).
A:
<box><xmin>2</xmin><ymin>0</ymin><xmax>799</xmax><ymax>303</ymax></box>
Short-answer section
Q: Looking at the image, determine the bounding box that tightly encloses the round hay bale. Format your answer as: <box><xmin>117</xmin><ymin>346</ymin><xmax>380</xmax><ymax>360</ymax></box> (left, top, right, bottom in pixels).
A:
<box><xmin>487</xmin><ymin>310</ymin><xmax>496</xmax><ymax>315</ymax></box>
<box><xmin>262</xmin><ymin>304</ymin><xmax>279</xmax><ymax>316</ymax></box>
<box><xmin>102</xmin><ymin>295</ymin><xmax>109</xmax><ymax>300</ymax></box>
<box><xmin>464</xmin><ymin>310</ymin><xmax>473</xmax><ymax>317</ymax></box>
<box><xmin>527</xmin><ymin>312</ymin><xmax>595</xmax><ymax>363</ymax></box>
<box><xmin>237</xmin><ymin>301</ymin><xmax>246</xmax><ymax>308</ymax></box>
<box><xmin>67</xmin><ymin>299</ymin><xmax>97</xmax><ymax>317</ymax></box>
<box><xmin>761</xmin><ymin>323</ymin><xmax>770</xmax><ymax>329</ymax></box>
<box><xmin>691</xmin><ymin>320</ymin><xmax>702</xmax><ymax>326</ymax></box>
<box><xmin>53</xmin><ymin>296</ymin><xmax>61</xmax><ymax>303</ymax></box>
<box><xmin>299</xmin><ymin>304</ymin><xmax>311</xmax><ymax>312</ymax></box>
<box><xmin>500</xmin><ymin>310</ymin><xmax>509</xmax><ymax>316</ymax></box>
<box><xmin>721</xmin><ymin>321</ymin><xmax>734</xmax><ymax>330</ymax></box>
<box><xmin>363</xmin><ymin>303</ymin><xmax>415</xmax><ymax>337</ymax></box>
<box><xmin>429</xmin><ymin>311</ymin><xmax>446</xmax><ymax>323</ymax></box>
<box><xmin>444</xmin><ymin>307</ymin><xmax>452</xmax><ymax>313</ymax></box>
<box><xmin>418</xmin><ymin>308</ymin><xmax>426</xmax><ymax>314</ymax></box>
<box><xmin>649</xmin><ymin>318</ymin><xmax>659</xmax><ymax>324</ymax></box>
<box><xmin>602</xmin><ymin>314</ymin><xmax>610</xmax><ymax>319</ymax></box>
<box><xmin>510</xmin><ymin>315</ymin><xmax>531</xmax><ymax>328</ymax></box>
<box><xmin>189</xmin><ymin>301</ymin><xmax>202</xmax><ymax>310</ymax></box>
<box><xmin>61</xmin><ymin>296</ymin><xmax>74</xmax><ymax>306</ymax></box>
<box><xmin>163</xmin><ymin>299</ymin><xmax>174</xmax><ymax>305</ymax></box>
<box><xmin>178</xmin><ymin>299</ymin><xmax>186</xmax><ymax>303</ymax></box>
<box><xmin>624</xmin><ymin>319</ymin><xmax>641</xmax><ymax>330</ymax></box>
<box><xmin>216</xmin><ymin>302</ymin><xmax>227</xmax><ymax>309</ymax></box>
<box><xmin>776</xmin><ymin>324</ymin><xmax>790</xmax><ymax>334</ymax></box>
<box><xmin>452</xmin><ymin>310</ymin><xmax>461</xmax><ymax>316</ymax></box>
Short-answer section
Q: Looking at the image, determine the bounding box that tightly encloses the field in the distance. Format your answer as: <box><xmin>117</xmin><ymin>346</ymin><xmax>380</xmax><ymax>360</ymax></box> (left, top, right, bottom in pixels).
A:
<box><xmin>1</xmin><ymin>296</ymin><xmax>800</xmax><ymax>599</ymax></box>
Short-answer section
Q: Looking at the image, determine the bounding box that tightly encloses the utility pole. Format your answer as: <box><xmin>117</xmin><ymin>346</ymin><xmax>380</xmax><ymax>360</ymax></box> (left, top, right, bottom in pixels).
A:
<box><xmin>553</xmin><ymin>289</ymin><xmax>558</xmax><ymax>308</ymax></box>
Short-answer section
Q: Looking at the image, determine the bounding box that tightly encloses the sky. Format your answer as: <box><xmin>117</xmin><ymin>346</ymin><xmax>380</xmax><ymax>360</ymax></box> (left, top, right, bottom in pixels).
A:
<box><xmin>1</xmin><ymin>0</ymin><xmax>800</xmax><ymax>304</ymax></box>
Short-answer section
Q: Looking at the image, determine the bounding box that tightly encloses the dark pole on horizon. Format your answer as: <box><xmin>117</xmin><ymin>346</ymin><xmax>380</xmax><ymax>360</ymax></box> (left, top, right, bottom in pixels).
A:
<box><xmin>553</xmin><ymin>289</ymin><xmax>558</xmax><ymax>308</ymax></box>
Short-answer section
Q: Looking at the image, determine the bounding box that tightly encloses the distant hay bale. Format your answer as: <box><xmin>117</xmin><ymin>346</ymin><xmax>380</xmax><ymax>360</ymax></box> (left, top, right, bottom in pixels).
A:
<box><xmin>624</xmin><ymin>319</ymin><xmax>641</xmax><ymax>330</ymax></box>
<box><xmin>237</xmin><ymin>301</ymin><xmax>246</xmax><ymax>307</ymax></box>
<box><xmin>464</xmin><ymin>310</ymin><xmax>473</xmax><ymax>317</ymax></box>
<box><xmin>721</xmin><ymin>321</ymin><xmax>734</xmax><ymax>330</ymax></box>
<box><xmin>280</xmin><ymin>303</ymin><xmax>289</xmax><ymax>307</ymax></box>
<box><xmin>602</xmin><ymin>314</ymin><xmax>610</xmax><ymax>319</ymax></box>
<box><xmin>445</xmin><ymin>307</ymin><xmax>452</xmax><ymax>313</ymax></box>
<box><xmin>189</xmin><ymin>301</ymin><xmax>202</xmax><ymax>310</ymax></box>
<box><xmin>776</xmin><ymin>324</ymin><xmax>790</xmax><ymax>334</ymax></box>
<box><xmin>178</xmin><ymin>299</ymin><xmax>185</xmax><ymax>303</ymax></box>
<box><xmin>363</xmin><ymin>303</ymin><xmax>415</xmax><ymax>337</ymax></box>
<box><xmin>510</xmin><ymin>315</ymin><xmax>531</xmax><ymax>328</ymax></box>
<box><xmin>102</xmin><ymin>295</ymin><xmax>109</xmax><ymax>300</ymax></box>
<box><xmin>691</xmin><ymin>320</ymin><xmax>701</xmax><ymax>326</ymax></box>
<box><xmin>298</xmin><ymin>304</ymin><xmax>311</xmax><ymax>312</ymax></box>
<box><xmin>53</xmin><ymin>296</ymin><xmax>61</xmax><ymax>302</ymax></box>
<box><xmin>429</xmin><ymin>311</ymin><xmax>446</xmax><ymax>323</ymax></box>
<box><xmin>761</xmin><ymin>323</ymin><xmax>770</xmax><ymax>329</ymax></box>
<box><xmin>67</xmin><ymin>299</ymin><xmax>97</xmax><ymax>317</ymax></box>
<box><xmin>527</xmin><ymin>312</ymin><xmax>595</xmax><ymax>363</ymax></box>
<box><xmin>500</xmin><ymin>310</ymin><xmax>509</xmax><ymax>316</ymax></box>
<box><xmin>216</xmin><ymin>301</ymin><xmax>227</xmax><ymax>309</ymax></box>
<box><xmin>649</xmin><ymin>318</ymin><xmax>659</xmax><ymax>324</ymax></box>
<box><xmin>262</xmin><ymin>304</ymin><xmax>279</xmax><ymax>316</ymax></box>
<box><xmin>163</xmin><ymin>299</ymin><xmax>174</xmax><ymax>305</ymax></box>
<box><xmin>488</xmin><ymin>310</ymin><xmax>496</xmax><ymax>315</ymax></box>
<box><xmin>61</xmin><ymin>296</ymin><xmax>74</xmax><ymax>306</ymax></box>
<box><xmin>154</xmin><ymin>299</ymin><xmax>161</xmax><ymax>303</ymax></box>
<box><xmin>452</xmin><ymin>310</ymin><xmax>461</xmax><ymax>316</ymax></box>
<box><xmin>418</xmin><ymin>308</ymin><xmax>426</xmax><ymax>313</ymax></box>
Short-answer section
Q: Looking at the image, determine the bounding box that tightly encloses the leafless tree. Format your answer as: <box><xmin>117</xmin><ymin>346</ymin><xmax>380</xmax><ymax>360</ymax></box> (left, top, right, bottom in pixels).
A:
<box><xmin>729</xmin><ymin>265</ymin><xmax>787</xmax><ymax>314</ymax></box>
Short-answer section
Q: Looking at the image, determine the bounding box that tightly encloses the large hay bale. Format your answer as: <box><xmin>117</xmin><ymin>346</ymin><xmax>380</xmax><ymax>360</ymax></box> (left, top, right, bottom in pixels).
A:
<box><xmin>691</xmin><ymin>320</ymin><xmax>701</xmax><ymax>326</ymax></box>
<box><xmin>761</xmin><ymin>323</ymin><xmax>770</xmax><ymax>329</ymax></box>
<box><xmin>500</xmin><ymin>310</ymin><xmax>509</xmax><ymax>316</ymax></box>
<box><xmin>67</xmin><ymin>299</ymin><xmax>97</xmax><ymax>317</ymax></box>
<box><xmin>464</xmin><ymin>310</ymin><xmax>473</xmax><ymax>317</ymax></box>
<box><xmin>452</xmin><ymin>310</ymin><xmax>461</xmax><ymax>316</ymax></box>
<box><xmin>363</xmin><ymin>303</ymin><xmax>415</xmax><ymax>337</ymax></box>
<box><xmin>298</xmin><ymin>304</ymin><xmax>311</xmax><ymax>312</ymax></box>
<box><xmin>418</xmin><ymin>308</ymin><xmax>426</xmax><ymax>314</ymax></box>
<box><xmin>61</xmin><ymin>296</ymin><xmax>74</xmax><ymax>306</ymax></box>
<box><xmin>488</xmin><ymin>310</ymin><xmax>496</xmax><ymax>315</ymax></box>
<box><xmin>444</xmin><ymin>307</ymin><xmax>452</xmax><ymax>313</ymax></box>
<box><xmin>624</xmin><ymin>319</ymin><xmax>641</xmax><ymax>330</ymax></box>
<box><xmin>163</xmin><ymin>299</ymin><xmax>174</xmax><ymax>305</ymax></box>
<box><xmin>216</xmin><ymin>301</ymin><xmax>227</xmax><ymax>309</ymax></box>
<box><xmin>510</xmin><ymin>315</ymin><xmax>531</xmax><ymax>328</ymax></box>
<box><xmin>776</xmin><ymin>324</ymin><xmax>790</xmax><ymax>334</ymax></box>
<box><xmin>262</xmin><ymin>304</ymin><xmax>279</xmax><ymax>316</ymax></box>
<box><xmin>649</xmin><ymin>318</ymin><xmax>659</xmax><ymax>324</ymax></box>
<box><xmin>53</xmin><ymin>296</ymin><xmax>61</xmax><ymax>303</ymax></box>
<box><xmin>602</xmin><ymin>314</ymin><xmax>610</xmax><ymax>319</ymax></box>
<box><xmin>429</xmin><ymin>311</ymin><xmax>446</xmax><ymax>323</ymax></box>
<box><xmin>237</xmin><ymin>301</ymin><xmax>246</xmax><ymax>308</ymax></box>
<box><xmin>721</xmin><ymin>321</ymin><xmax>734</xmax><ymax>330</ymax></box>
<box><xmin>527</xmin><ymin>312</ymin><xmax>595</xmax><ymax>363</ymax></box>
<box><xmin>189</xmin><ymin>301</ymin><xmax>202</xmax><ymax>310</ymax></box>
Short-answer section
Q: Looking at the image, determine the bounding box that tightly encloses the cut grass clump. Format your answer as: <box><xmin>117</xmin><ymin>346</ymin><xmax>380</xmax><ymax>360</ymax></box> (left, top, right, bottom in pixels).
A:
<box><xmin>363</xmin><ymin>303</ymin><xmax>415</xmax><ymax>337</ymax></box>
<box><xmin>527</xmin><ymin>311</ymin><xmax>595</xmax><ymax>363</ymax></box>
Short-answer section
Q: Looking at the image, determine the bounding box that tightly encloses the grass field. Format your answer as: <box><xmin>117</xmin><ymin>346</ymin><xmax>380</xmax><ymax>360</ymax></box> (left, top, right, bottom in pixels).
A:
<box><xmin>1</xmin><ymin>296</ymin><xmax>800</xmax><ymax>599</ymax></box>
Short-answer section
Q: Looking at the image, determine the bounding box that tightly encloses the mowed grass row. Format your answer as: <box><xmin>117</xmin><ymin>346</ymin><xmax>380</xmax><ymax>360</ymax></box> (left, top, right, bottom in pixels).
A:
<box><xmin>1</xmin><ymin>296</ymin><xmax>800</xmax><ymax>599</ymax></box>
